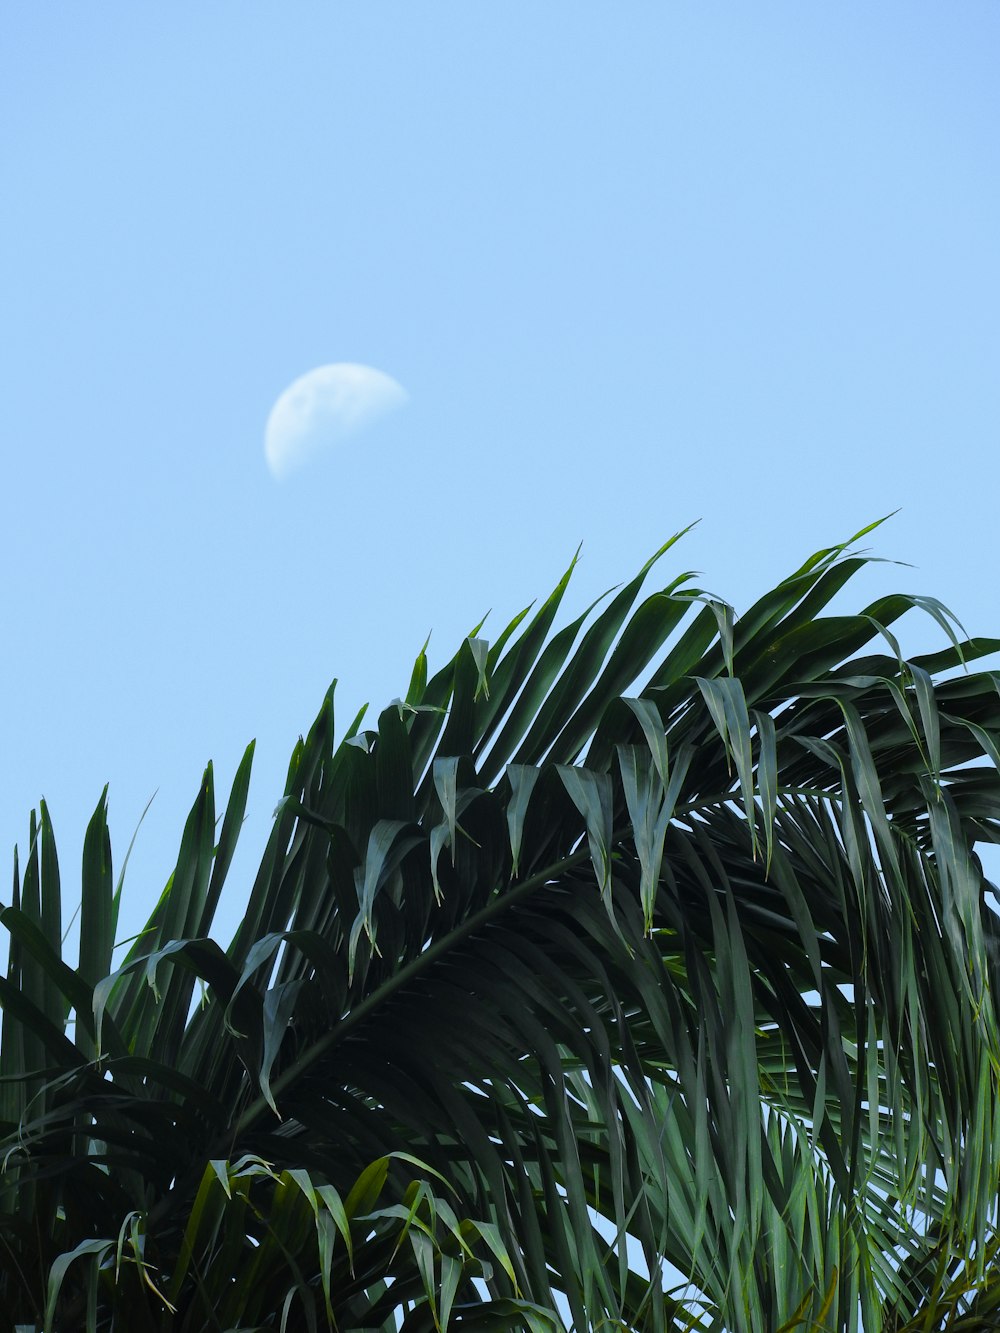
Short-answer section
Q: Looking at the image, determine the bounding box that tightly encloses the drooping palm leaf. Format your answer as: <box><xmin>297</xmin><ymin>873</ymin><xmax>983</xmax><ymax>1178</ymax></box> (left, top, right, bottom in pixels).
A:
<box><xmin>2</xmin><ymin>524</ymin><xmax>1000</xmax><ymax>1332</ymax></box>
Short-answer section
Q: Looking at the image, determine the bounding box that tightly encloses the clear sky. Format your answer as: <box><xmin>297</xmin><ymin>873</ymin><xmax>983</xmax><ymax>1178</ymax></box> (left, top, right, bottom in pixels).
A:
<box><xmin>3</xmin><ymin>3</ymin><xmax>998</xmax><ymax>953</ymax></box>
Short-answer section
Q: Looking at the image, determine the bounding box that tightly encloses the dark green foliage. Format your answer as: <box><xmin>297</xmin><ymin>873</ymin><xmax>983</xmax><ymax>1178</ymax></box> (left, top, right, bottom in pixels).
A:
<box><xmin>3</xmin><ymin>525</ymin><xmax>1000</xmax><ymax>1331</ymax></box>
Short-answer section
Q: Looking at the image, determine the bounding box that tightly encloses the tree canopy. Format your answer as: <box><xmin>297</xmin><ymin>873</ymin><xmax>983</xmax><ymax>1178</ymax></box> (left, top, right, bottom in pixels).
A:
<box><xmin>3</xmin><ymin>524</ymin><xmax>1000</xmax><ymax>1332</ymax></box>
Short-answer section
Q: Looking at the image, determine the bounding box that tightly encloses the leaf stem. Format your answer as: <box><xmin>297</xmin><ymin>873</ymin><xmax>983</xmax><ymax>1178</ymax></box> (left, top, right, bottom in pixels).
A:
<box><xmin>234</xmin><ymin>851</ymin><xmax>586</xmax><ymax>1137</ymax></box>
<box><xmin>149</xmin><ymin>850</ymin><xmax>587</xmax><ymax>1229</ymax></box>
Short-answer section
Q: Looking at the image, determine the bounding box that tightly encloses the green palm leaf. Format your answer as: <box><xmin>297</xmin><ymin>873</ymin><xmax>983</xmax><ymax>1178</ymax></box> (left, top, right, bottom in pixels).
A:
<box><xmin>3</xmin><ymin>526</ymin><xmax>1000</xmax><ymax>1332</ymax></box>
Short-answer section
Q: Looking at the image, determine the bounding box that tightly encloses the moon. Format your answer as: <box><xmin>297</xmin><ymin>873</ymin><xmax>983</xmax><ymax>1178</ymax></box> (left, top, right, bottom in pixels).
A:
<box><xmin>264</xmin><ymin>363</ymin><xmax>408</xmax><ymax>479</ymax></box>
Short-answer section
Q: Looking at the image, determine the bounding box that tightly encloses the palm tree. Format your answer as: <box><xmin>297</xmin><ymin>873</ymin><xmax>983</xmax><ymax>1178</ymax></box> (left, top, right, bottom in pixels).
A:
<box><xmin>2</xmin><ymin>523</ymin><xmax>1000</xmax><ymax>1332</ymax></box>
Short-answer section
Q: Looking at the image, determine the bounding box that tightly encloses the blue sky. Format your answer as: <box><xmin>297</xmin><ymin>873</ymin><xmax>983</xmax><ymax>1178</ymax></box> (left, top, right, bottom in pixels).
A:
<box><xmin>3</xmin><ymin>3</ymin><xmax>999</xmax><ymax>952</ymax></box>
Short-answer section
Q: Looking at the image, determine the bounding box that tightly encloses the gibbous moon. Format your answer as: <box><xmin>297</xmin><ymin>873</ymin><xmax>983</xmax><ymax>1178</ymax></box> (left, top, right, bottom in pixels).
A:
<box><xmin>264</xmin><ymin>363</ymin><xmax>408</xmax><ymax>479</ymax></box>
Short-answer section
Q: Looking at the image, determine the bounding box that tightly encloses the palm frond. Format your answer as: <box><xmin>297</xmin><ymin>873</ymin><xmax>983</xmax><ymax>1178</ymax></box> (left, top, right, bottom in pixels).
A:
<box><xmin>3</xmin><ymin>525</ymin><xmax>1000</xmax><ymax>1331</ymax></box>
